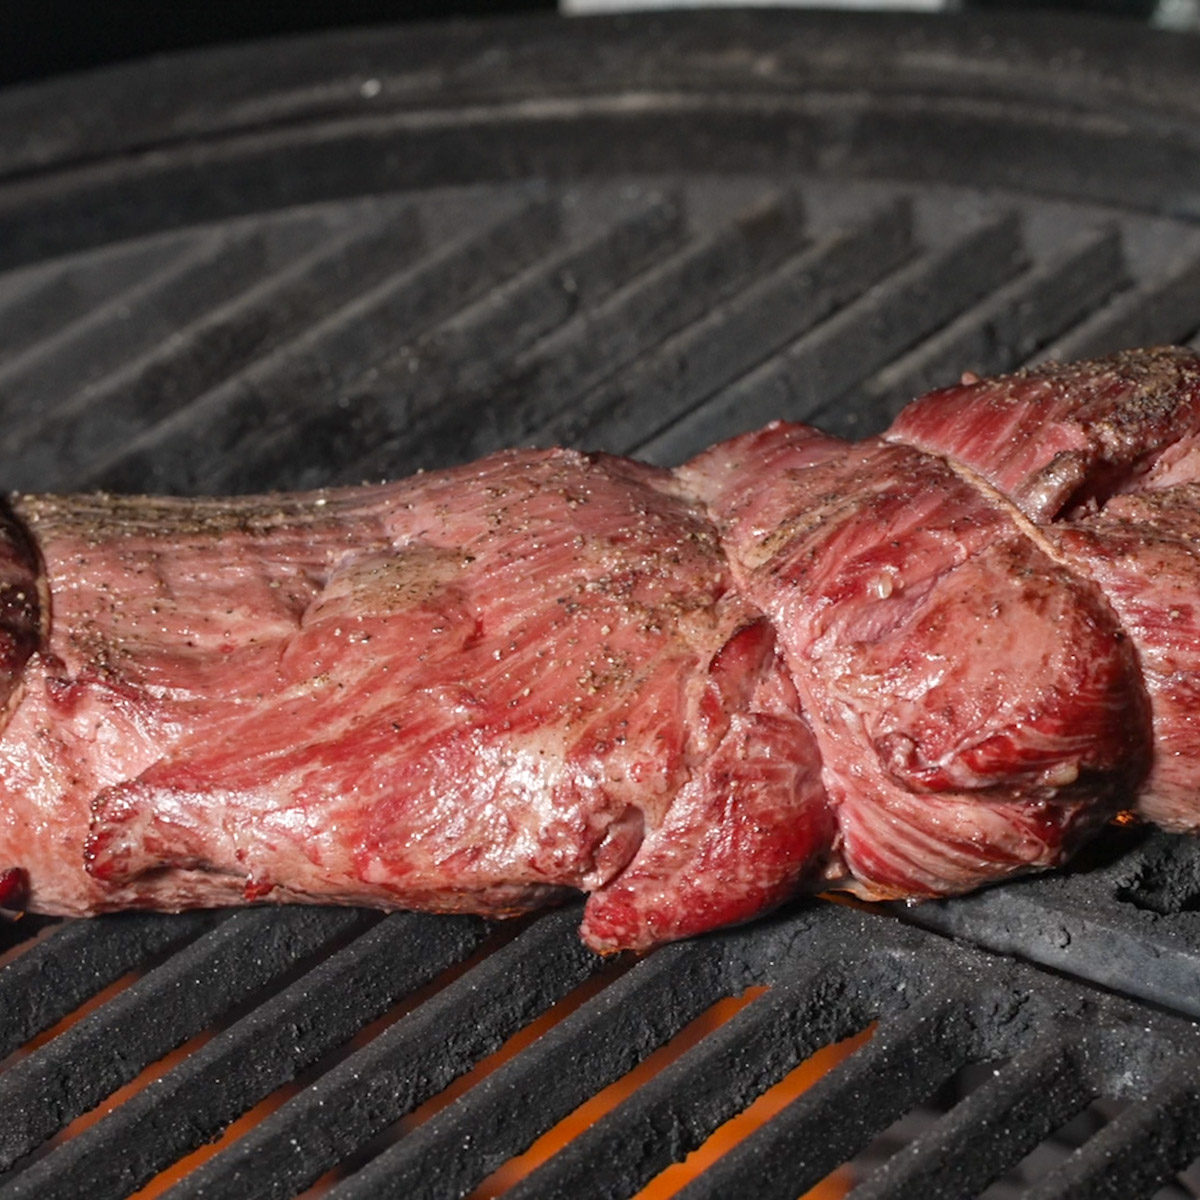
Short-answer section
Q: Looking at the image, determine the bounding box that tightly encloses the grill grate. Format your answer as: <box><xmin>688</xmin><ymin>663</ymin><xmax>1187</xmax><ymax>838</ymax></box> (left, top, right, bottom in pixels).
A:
<box><xmin>3</xmin><ymin>9</ymin><xmax>1200</xmax><ymax>1198</ymax></box>
<box><xmin>10</xmin><ymin>178</ymin><xmax>1200</xmax><ymax>494</ymax></box>
<box><xmin>899</xmin><ymin>828</ymin><xmax>1200</xmax><ymax>1022</ymax></box>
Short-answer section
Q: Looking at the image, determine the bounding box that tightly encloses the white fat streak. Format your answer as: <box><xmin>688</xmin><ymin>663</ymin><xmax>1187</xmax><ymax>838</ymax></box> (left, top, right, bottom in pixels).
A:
<box><xmin>921</xmin><ymin>453</ymin><xmax>1082</xmax><ymax>574</ymax></box>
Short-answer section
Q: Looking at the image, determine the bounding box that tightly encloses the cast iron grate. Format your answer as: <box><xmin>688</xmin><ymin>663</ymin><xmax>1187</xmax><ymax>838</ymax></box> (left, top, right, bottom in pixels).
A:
<box><xmin>2</xmin><ymin>901</ymin><xmax>1200</xmax><ymax>1199</ymax></box>
<box><xmin>2</xmin><ymin>8</ymin><xmax>1200</xmax><ymax>1197</ymax></box>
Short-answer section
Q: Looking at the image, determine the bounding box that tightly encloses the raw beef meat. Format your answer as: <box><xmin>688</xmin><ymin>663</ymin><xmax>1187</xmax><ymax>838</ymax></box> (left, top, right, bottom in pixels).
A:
<box><xmin>889</xmin><ymin>346</ymin><xmax>1200</xmax><ymax>521</ymax></box>
<box><xmin>1052</xmin><ymin>489</ymin><xmax>1200</xmax><ymax>830</ymax></box>
<box><xmin>0</xmin><ymin>346</ymin><xmax>1196</xmax><ymax>951</ymax></box>
<box><xmin>0</xmin><ymin>453</ymin><xmax>831</xmax><ymax>952</ymax></box>
<box><xmin>889</xmin><ymin>348</ymin><xmax>1200</xmax><ymax>832</ymax></box>
<box><xmin>679</xmin><ymin>422</ymin><xmax>1146</xmax><ymax>900</ymax></box>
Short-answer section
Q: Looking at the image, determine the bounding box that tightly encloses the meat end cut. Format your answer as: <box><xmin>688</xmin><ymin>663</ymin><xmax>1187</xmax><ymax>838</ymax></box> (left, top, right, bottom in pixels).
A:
<box><xmin>0</xmin><ymin>347</ymin><xmax>1196</xmax><ymax>952</ymax></box>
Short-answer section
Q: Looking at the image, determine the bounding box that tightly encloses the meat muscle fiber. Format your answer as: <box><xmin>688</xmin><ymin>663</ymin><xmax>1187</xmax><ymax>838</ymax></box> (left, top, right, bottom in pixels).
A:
<box><xmin>0</xmin><ymin>453</ymin><xmax>832</xmax><ymax>953</ymax></box>
<box><xmin>0</xmin><ymin>347</ymin><xmax>1195</xmax><ymax>951</ymax></box>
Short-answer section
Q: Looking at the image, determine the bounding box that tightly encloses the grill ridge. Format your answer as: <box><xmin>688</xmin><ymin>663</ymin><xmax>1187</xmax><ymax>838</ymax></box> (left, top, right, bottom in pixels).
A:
<box><xmin>675</xmin><ymin>991</ymin><xmax>991</xmax><ymax>1200</ymax></box>
<box><xmin>843</xmin><ymin>1036</ymin><xmax>1096</xmax><ymax>1200</ymax></box>
<box><xmin>0</xmin><ymin>907</ymin><xmax>369</xmax><ymax>1176</ymax></box>
<box><xmin>0</xmin><ymin>234</ymin><xmax>198</xmax><ymax>364</ymax></box>
<box><xmin>1</xmin><ymin>201</ymin><xmax>428</xmax><ymax>492</ymax></box>
<box><xmin>88</xmin><ymin>192</ymin><xmax>559</xmax><ymax>495</ymax></box>
<box><xmin>172</xmin><ymin>906</ymin><xmax>604</xmax><ymax>1200</ymax></box>
<box><xmin>322</xmin><ymin>938</ymin><xmax>730</xmax><ymax>1200</ymax></box>
<box><xmin>3</xmin><ymin>912</ymin><xmax>492</xmax><ymax>1200</ymax></box>
<box><xmin>0</xmin><ymin>228</ymin><xmax>272</xmax><ymax>426</ymax></box>
<box><xmin>1046</xmin><ymin>247</ymin><xmax>1200</xmax><ymax>363</ymax></box>
<box><xmin>0</xmin><ymin>911</ymin><xmax>219</xmax><ymax>1063</ymax></box>
<box><xmin>247</xmin><ymin>190</ymin><xmax>687</xmax><ymax>492</ymax></box>
<box><xmin>848</xmin><ymin>223</ymin><xmax>1128</xmax><ymax>434</ymax></box>
<box><xmin>407</xmin><ymin>188</ymin><xmax>813</xmax><ymax>473</ymax></box>
<box><xmin>542</xmin><ymin>198</ymin><xmax>916</xmax><ymax>456</ymax></box>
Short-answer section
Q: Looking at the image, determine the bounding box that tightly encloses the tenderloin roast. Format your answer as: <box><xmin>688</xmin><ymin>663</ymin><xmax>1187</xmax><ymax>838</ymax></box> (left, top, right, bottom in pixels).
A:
<box><xmin>0</xmin><ymin>347</ymin><xmax>1195</xmax><ymax>952</ymax></box>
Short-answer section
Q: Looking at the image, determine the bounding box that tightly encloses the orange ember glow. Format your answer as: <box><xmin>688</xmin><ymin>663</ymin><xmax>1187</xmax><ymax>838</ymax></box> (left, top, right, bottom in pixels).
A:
<box><xmin>466</xmin><ymin>987</ymin><xmax>868</xmax><ymax>1199</ymax></box>
<box><xmin>28</xmin><ymin>946</ymin><xmax>867</xmax><ymax>1199</ymax></box>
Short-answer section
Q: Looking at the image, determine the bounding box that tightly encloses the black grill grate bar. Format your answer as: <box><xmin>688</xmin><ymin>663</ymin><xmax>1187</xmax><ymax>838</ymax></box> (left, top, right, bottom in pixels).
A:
<box><xmin>0</xmin><ymin>227</ymin><xmax>272</xmax><ymax>428</ymax></box>
<box><xmin>505</xmin><ymin>974</ymin><xmax>902</xmax><ymax>1200</ymax></box>
<box><xmin>170</xmin><ymin>904</ymin><xmax>603</xmax><ymax>1200</ymax></box>
<box><xmin>672</xmin><ymin>992</ymin><xmax>973</xmax><ymax>1200</ymax></box>
<box><xmin>3</xmin><ymin>912</ymin><xmax>491</xmax><ymax>1200</ymax></box>
<box><xmin>845</xmin><ymin>1037</ymin><xmax>1097</xmax><ymax>1200</ymax></box>
<box><xmin>0</xmin><ymin>914</ymin><xmax>54</xmax><ymax>959</ymax></box>
<box><xmin>444</xmin><ymin>192</ymin><xmax>686</xmax><ymax>389</ymax></box>
<box><xmin>844</xmin><ymin>224</ymin><xmax>1128</xmax><ymax>436</ymax></box>
<box><xmin>1039</xmin><ymin>246</ymin><xmax>1200</xmax><ymax>363</ymax></box>
<box><xmin>0</xmin><ymin>889</ymin><xmax>1191</xmax><ymax>1200</ymax></box>
<box><xmin>322</xmin><ymin>938</ymin><xmax>732</xmax><ymax>1200</ymax></box>
<box><xmin>1024</xmin><ymin>1072</ymin><xmax>1200</xmax><ymax>1200</ymax></box>
<box><xmin>9</xmin><ymin>201</ymin><xmax>427</xmax><ymax>494</ymax></box>
<box><xmin>355</xmin><ymin>192</ymin><xmax>686</xmax><ymax>427</ymax></box>
<box><xmin>243</xmin><ymin>191</ymin><xmax>688</xmax><ymax>493</ymax></box>
<box><xmin>93</xmin><ymin>192</ymin><xmax>561</xmax><ymax>497</ymax></box>
<box><xmin>0</xmin><ymin>235</ymin><xmax>198</xmax><ymax>365</ymax></box>
<box><xmin>636</xmin><ymin>210</ymin><xmax>1025</xmax><ymax>466</ymax></box>
<box><xmin>0</xmin><ymin>906</ymin><xmax>367</xmax><ymax>1175</ymax></box>
<box><xmin>375</xmin><ymin>188</ymin><xmax>812</xmax><ymax>478</ymax></box>
<box><xmin>0</xmin><ymin>911</ymin><xmax>219</xmax><ymax>1062</ymax></box>
<box><xmin>538</xmin><ymin>199</ymin><xmax>916</xmax><ymax>457</ymax></box>
<box><xmin>896</xmin><ymin>833</ymin><xmax>1200</xmax><ymax>1022</ymax></box>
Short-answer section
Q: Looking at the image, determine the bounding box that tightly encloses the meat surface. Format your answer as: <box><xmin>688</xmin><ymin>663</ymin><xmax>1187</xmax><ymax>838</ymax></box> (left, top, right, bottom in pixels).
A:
<box><xmin>1</xmin><ymin>347</ymin><xmax>1197</xmax><ymax>951</ymax></box>
<box><xmin>679</xmin><ymin>422</ymin><xmax>1146</xmax><ymax>899</ymax></box>
<box><xmin>1</xmin><ymin>452</ymin><xmax>831</xmax><ymax>952</ymax></box>
<box><xmin>888</xmin><ymin>346</ymin><xmax>1200</xmax><ymax>521</ymax></box>
<box><xmin>889</xmin><ymin>348</ymin><xmax>1200</xmax><ymax>832</ymax></box>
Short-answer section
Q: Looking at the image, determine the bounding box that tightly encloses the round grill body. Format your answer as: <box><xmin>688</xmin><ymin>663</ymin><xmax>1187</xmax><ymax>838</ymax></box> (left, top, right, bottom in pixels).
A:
<box><xmin>2</xmin><ymin>11</ymin><xmax>1200</xmax><ymax>1200</ymax></box>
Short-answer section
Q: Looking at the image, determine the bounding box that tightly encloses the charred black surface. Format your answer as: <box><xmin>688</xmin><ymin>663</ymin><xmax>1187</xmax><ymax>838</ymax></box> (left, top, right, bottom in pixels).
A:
<box><xmin>901</xmin><ymin>828</ymin><xmax>1200</xmax><ymax>1022</ymax></box>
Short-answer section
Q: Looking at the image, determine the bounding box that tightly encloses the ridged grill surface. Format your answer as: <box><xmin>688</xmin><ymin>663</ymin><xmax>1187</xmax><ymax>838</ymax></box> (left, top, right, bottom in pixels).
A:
<box><xmin>2</xmin><ymin>9</ymin><xmax>1200</xmax><ymax>1198</ymax></box>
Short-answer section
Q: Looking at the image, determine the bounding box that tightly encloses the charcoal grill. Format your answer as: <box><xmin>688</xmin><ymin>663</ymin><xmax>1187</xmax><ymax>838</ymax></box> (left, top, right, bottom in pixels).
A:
<box><xmin>4</xmin><ymin>8</ymin><xmax>1200</xmax><ymax>1198</ymax></box>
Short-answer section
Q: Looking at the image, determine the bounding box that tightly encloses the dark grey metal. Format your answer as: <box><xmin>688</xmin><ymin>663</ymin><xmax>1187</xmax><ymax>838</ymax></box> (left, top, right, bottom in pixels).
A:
<box><xmin>898</xmin><ymin>829</ymin><xmax>1200</xmax><ymax>1022</ymax></box>
<box><xmin>311</xmin><ymin>905</ymin><xmax>1200</xmax><ymax>1200</ymax></box>
<box><xmin>511</xmin><ymin>983</ymin><xmax>965</xmax><ymax>1200</ymax></box>
<box><xmin>1039</xmin><ymin>245</ymin><xmax>1200</xmax><ymax>362</ymax></box>
<box><xmin>0</xmin><ymin>9</ymin><xmax>1199</xmax><ymax>1200</ymax></box>
<box><xmin>546</xmin><ymin>200</ymin><xmax>916</xmax><ymax>455</ymax></box>
<box><xmin>407</xmin><ymin>188</ymin><xmax>812</xmax><ymax>474</ymax></box>
<box><xmin>0</xmin><ymin>909</ymin><xmax>219</xmax><ymax>1059</ymax></box>
<box><xmin>845</xmin><ymin>225</ymin><xmax>1128</xmax><ymax>433</ymax></box>
<box><xmin>1</xmin><ymin>912</ymin><xmax>491</xmax><ymax>1200</ymax></box>
<box><xmin>0</xmin><ymin>906</ymin><xmax>367</xmax><ymax>1171</ymax></box>
<box><xmin>314</xmin><ymin>191</ymin><xmax>687</xmax><ymax>488</ymax></box>
<box><xmin>323</xmin><ymin>936</ymin><xmax>730</xmax><ymax>1200</ymax></box>
<box><xmin>4</xmin><ymin>202</ymin><xmax>429</xmax><ymax>492</ymax></box>
<box><xmin>169</xmin><ymin>905</ymin><xmax>604</xmax><ymax>1200</ymax></box>
<box><xmin>80</xmin><ymin>194</ymin><xmax>560</xmax><ymax>495</ymax></box>
<box><xmin>637</xmin><ymin>208</ymin><xmax>1026</xmax><ymax>463</ymax></box>
<box><xmin>0</xmin><ymin>238</ymin><xmax>196</xmax><ymax>365</ymax></box>
<box><xmin>2</xmin><ymin>10</ymin><xmax>1200</xmax><ymax>263</ymax></box>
